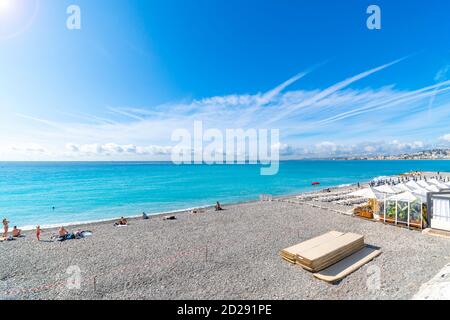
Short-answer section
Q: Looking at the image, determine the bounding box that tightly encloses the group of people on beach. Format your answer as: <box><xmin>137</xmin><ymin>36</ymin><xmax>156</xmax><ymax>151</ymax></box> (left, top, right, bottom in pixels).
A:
<box><xmin>1</xmin><ymin>217</ymin><xmax>90</xmax><ymax>242</ymax></box>
<box><xmin>2</xmin><ymin>201</ymin><xmax>225</xmax><ymax>242</ymax></box>
<box><xmin>2</xmin><ymin>218</ymin><xmax>22</xmax><ymax>240</ymax></box>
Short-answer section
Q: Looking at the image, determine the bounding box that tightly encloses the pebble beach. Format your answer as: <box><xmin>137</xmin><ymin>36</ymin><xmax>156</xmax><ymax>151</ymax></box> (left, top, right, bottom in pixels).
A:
<box><xmin>2</xmin><ymin>180</ymin><xmax>450</xmax><ymax>300</ymax></box>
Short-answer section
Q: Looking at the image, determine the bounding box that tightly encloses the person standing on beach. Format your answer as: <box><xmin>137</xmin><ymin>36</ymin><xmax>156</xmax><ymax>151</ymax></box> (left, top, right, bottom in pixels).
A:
<box><xmin>36</xmin><ymin>226</ymin><xmax>42</xmax><ymax>241</ymax></box>
<box><xmin>2</xmin><ymin>218</ymin><xmax>9</xmax><ymax>237</ymax></box>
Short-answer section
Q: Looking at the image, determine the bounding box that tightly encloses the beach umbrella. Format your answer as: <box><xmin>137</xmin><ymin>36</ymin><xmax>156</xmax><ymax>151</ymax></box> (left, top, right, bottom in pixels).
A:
<box><xmin>406</xmin><ymin>181</ymin><xmax>422</xmax><ymax>190</ymax></box>
<box><xmin>348</xmin><ymin>188</ymin><xmax>377</xmax><ymax>199</ymax></box>
<box><xmin>374</xmin><ymin>185</ymin><xmax>397</xmax><ymax>194</ymax></box>
<box><xmin>428</xmin><ymin>179</ymin><xmax>449</xmax><ymax>190</ymax></box>
<box><xmin>418</xmin><ymin>180</ymin><xmax>432</xmax><ymax>189</ymax></box>
<box><xmin>388</xmin><ymin>191</ymin><xmax>418</xmax><ymax>202</ymax></box>
<box><xmin>426</xmin><ymin>185</ymin><xmax>440</xmax><ymax>192</ymax></box>
<box><xmin>392</xmin><ymin>183</ymin><xmax>411</xmax><ymax>193</ymax></box>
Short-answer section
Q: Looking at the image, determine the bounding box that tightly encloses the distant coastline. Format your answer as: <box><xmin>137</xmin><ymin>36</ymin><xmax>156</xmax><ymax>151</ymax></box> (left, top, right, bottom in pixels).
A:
<box><xmin>328</xmin><ymin>149</ymin><xmax>450</xmax><ymax>161</ymax></box>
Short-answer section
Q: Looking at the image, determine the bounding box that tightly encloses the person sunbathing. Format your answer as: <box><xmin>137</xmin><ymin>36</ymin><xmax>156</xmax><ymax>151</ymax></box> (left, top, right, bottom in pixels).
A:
<box><xmin>59</xmin><ymin>226</ymin><xmax>69</xmax><ymax>237</ymax></box>
<box><xmin>55</xmin><ymin>226</ymin><xmax>76</xmax><ymax>241</ymax></box>
<box><xmin>115</xmin><ymin>217</ymin><xmax>128</xmax><ymax>226</ymax></box>
<box><xmin>12</xmin><ymin>226</ymin><xmax>22</xmax><ymax>238</ymax></box>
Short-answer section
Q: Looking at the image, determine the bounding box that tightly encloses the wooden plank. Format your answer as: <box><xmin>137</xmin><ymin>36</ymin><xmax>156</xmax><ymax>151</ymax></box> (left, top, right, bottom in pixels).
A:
<box><xmin>280</xmin><ymin>231</ymin><xmax>344</xmax><ymax>260</ymax></box>
<box><xmin>300</xmin><ymin>233</ymin><xmax>364</xmax><ymax>261</ymax></box>
<box><xmin>296</xmin><ymin>233</ymin><xmax>365</xmax><ymax>272</ymax></box>
<box><xmin>313</xmin><ymin>246</ymin><xmax>381</xmax><ymax>283</ymax></box>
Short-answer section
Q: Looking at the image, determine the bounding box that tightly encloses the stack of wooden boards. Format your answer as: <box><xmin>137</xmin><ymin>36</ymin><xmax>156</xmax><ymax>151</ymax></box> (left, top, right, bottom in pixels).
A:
<box><xmin>281</xmin><ymin>231</ymin><xmax>380</xmax><ymax>282</ymax></box>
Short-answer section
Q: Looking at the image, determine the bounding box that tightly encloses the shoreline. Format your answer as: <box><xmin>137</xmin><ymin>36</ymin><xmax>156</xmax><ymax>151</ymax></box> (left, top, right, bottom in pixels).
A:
<box><xmin>11</xmin><ymin>169</ymin><xmax>432</xmax><ymax>232</ymax></box>
<box><xmin>16</xmin><ymin>182</ymin><xmax>360</xmax><ymax>232</ymax></box>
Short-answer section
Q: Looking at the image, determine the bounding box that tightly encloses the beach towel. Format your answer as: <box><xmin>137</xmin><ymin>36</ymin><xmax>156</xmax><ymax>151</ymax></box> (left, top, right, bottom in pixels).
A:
<box><xmin>0</xmin><ymin>236</ymin><xmax>14</xmax><ymax>242</ymax></box>
<box><xmin>79</xmin><ymin>231</ymin><xmax>93</xmax><ymax>237</ymax></box>
<box><xmin>56</xmin><ymin>233</ymin><xmax>75</xmax><ymax>242</ymax></box>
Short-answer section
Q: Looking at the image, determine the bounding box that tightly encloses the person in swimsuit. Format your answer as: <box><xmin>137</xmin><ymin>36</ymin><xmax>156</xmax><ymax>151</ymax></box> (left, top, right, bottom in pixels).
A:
<box><xmin>59</xmin><ymin>226</ymin><xmax>69</xmax><ymax>238</ymax></box>
<box><xmin>215</xmin><ymin>202</ymin><xmax>223</xmax><ymax>211</ymax></box>
<box><xmin>2</xmin><ymin>218</ymin><xmax>9</xmax><ymax>237</ymax></box>
<box><xmin>12</xmin><ymin>226</ymin><xmax>22</xmax><ymax>238</ymax></box>
<box><xmin>36</xmin><ymin>226</ymin><xmax>42</xmax><ymax>241</ymax></box>
<box><xmin>115</xmin><ymin>217</ymin><xmax>128</xmax><ymax>226</ymax></box>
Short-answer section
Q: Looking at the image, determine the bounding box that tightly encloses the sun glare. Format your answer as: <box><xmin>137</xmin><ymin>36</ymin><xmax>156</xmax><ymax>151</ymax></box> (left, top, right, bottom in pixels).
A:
<box><xmin>0</xmin><ymin>0</ymin><xmax>12</xmax><ymax>13</ymax></box>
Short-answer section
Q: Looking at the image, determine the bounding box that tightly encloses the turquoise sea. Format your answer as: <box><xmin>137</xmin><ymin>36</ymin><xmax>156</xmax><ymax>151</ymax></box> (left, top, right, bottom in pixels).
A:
<box><xmin>1</xmin><ymin>161</ymin><xmax>450</xmax><ymax>229</ymax></box>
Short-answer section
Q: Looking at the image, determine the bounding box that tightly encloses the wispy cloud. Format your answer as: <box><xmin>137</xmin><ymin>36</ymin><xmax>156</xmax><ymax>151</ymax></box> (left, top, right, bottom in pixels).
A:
<box><xmin>3</xmin><ymin>56</ymin><xmax>450</xmax><ymax>160</ymax></box>
<box><xmin>265</xmin><ymin>56</ymin><xmax>408</xmax><ymax>125</ymax></box>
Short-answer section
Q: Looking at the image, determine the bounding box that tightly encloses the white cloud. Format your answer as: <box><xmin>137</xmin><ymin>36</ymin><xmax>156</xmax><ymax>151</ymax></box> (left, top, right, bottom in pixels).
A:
<box><xmin>10</xmin><ymin>143</ymin><xmax>47</xmax><ymax>153</ymax></box>
<box><xmin>65</xmin><ymin>143</ymin><xmax>173</xmax><ymax>156</ymax></box>
<box><xmin>439</xmin><ymin>134</ymin><xmax>450</xmax><ymax>143</ymax></box>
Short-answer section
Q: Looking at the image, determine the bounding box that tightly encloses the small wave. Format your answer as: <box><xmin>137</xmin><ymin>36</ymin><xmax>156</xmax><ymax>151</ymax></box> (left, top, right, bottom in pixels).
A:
<box><xmin>18</xmin><ymin>204</ymin><xmax>212</xmax><ymax>231</ymax></box>
<box><xmin>336</xmin><ymin>183</ymin><xmax>352</xmax><ymax>188</ymax></box>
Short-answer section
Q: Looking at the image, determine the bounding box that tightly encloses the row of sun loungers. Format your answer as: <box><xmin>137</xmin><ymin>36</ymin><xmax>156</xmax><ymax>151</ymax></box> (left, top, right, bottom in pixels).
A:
<box><xmin>297</xmin><ymin>190</ymin><xmax>367</xmax><ymax>208</ymax></box>
<box><xmin>297</xmin><ymin>191</ymin><xmax>356</xmax><ymax>202</ymax></box>
<box><xmin>335</xmin><ymin>198</ymin><xmax>368</xmax><ymax>206</ymax></box>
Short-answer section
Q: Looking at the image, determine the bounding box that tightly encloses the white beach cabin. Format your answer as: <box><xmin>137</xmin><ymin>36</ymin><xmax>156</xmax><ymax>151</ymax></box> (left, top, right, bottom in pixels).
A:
<box><xmin>430</xmin><ymin>194</ymin><xmax>450</xmax><ymax>232</ymax></box>
<box><xmin>384</xmin><ymin>191</ymin><xmax>423</xmax><ymax>228</ymax></box>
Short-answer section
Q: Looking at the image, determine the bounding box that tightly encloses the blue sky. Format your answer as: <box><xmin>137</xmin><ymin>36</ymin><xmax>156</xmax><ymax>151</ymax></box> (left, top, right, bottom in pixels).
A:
<box><xmin>1</xmin><ymin>0</ymin><xmax>450</xmax><ymax>160</ymax></box>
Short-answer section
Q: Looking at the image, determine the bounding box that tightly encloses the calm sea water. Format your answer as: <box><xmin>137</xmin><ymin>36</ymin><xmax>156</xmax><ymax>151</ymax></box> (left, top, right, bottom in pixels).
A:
<box><xmin>1</xmin><ymin>161</ymin><xmax>450</xmax><ymax>229</ymax></box>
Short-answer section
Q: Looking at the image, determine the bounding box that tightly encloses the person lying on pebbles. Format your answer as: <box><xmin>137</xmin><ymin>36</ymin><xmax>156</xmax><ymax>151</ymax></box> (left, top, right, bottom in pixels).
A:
<box><xmin>114</xmin><ymin>217</ymin><xmax>128</xmax><ymax>226</ymax></box>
